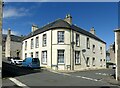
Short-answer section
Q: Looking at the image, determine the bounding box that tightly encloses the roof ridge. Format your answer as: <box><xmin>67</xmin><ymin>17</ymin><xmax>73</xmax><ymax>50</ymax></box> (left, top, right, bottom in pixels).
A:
<box><xmin>72</xmin><ymin>24</ymin><xmax>106</xmax><ymax>44</ymax></box>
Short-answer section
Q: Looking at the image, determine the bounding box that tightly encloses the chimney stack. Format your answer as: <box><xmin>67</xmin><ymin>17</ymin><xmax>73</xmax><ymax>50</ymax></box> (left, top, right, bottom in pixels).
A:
<box><xmin>90</xmin><ymin>27</ymin><xmax>96</xmax><ymax>35</ymax></box>
<box><xmin>8</xmin><ymin>28</ymin><xmax>11</xmax><ymax>36</ymax></box>
<box><xmin>64</xmin><ymin>14</ymin><xmax>72</xmax><ymax>25</ymax></box>
<box><xmin>31</xmin><ymin>24</ymin><xmax>38</xmax><ymax>32</ymax></box>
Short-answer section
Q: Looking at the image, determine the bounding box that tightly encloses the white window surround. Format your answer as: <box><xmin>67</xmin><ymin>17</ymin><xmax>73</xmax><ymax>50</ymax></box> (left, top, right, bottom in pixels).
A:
<box><xmin>42</xmin><ymin>51</ymin><xmax>47</xmax><ymax>64</ymax></box>
<box><xmin>31</xmin><ymin>39</ymin><xmax>34</xmax><ymax>49</ymax></box>
<box><xmin>35</xmin><ymin>52</ymin><xmax>39</xmax><ymax>58</ymax></box>
<box><xmin>76</xmin><ymin>34</ymin><xmax>80</xmax><ymax>47</ymax></box>
<box><xmin>25</xmin><ymin>53</ymin><xmax>27</xmax><ymax>59</ymax></box>
<box><xmin>35</xmin><ymin>37</ymin><xmax>39</xmax><ymax>48</ymax></box>
<box><xmin>58</xmin><ymin>31</ymin><xmax>64</xmax><ymax>44</ymax></box>
<box><xmin>43</xmin><ymin>34</ymin><xmax>47</xmax><ymax>47</ymax></box>
<box><xmin>75</xmin><ymin>51</ymin><xmax>80</xmax><ymax>64</ymax></box>
<box><xmin>92</xmin><ymin>45</ymin><xmax>95</xmax><ymax>53</ymax></box>
<box><xmin>25</xmin><ymin>41</ymin><xmax>27</xmax><ymax>50</ymax></box>
<box><xmin>58</xmin><ymin>50</ymin><xmax>64</xmax><ymax>64</ymax></box>
<box><xmin>92</xmin><ymin>57</ymin><xmax>95</xmax><ymax>66</ymax></box>
<box><xmin>86</xmin><ymin>57</ymin><xmax>90</xmax><ymax>67</ymax></box>
<box><xmin>100</xmin><ymin>47</ymin><xmax>102</xmax><ymax>54</ymax></box>
<box><xmin>31</xmin><ymin>52</ymin><xmax>33</xmax><ymax>58</ymax></box>
<box><xmin>87</xmin><ymin>37</ymin><xmax>90</xmax><ymax>49</ymax></box>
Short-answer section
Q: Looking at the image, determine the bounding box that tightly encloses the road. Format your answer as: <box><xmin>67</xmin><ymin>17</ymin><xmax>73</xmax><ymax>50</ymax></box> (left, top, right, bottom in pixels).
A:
<box><xmin>2</xmin><ymin>58</ymin><xmax>119</xmax><ymax>87</ymax></box>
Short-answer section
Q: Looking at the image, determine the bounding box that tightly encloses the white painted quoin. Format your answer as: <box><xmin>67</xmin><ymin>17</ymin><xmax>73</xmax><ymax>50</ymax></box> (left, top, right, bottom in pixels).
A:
<box><xmin>22</xmin><ymin>15</ymin><xmax>106</xmax><ymax>71</ymax></box>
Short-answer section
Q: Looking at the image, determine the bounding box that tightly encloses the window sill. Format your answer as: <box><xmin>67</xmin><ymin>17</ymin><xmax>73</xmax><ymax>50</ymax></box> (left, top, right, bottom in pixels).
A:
<box><xmin>57</xmin><ymin>42</ymin><xmax>65</xmax><ymax>44</ymax></box>
<box><xmin>43</xmin><ymin>45</ymin><xmax>47</xmax><ymax>47</ymax></box>
<box><xmin>76</xmin><ymin>45</ymin><xmax>80</xmax><ymax>47</ymax></box>
<box><xmin>87</xmin><ymin>47</ymin><xmax>90</xmax><ymax>49</ymax></box>
<box><xmin>42</xmin><ymin>63</ymin><xmax>47</xmax><ymax>65</ymax></box>
<box><xmin>58</xmin><ymin>63</ymin><xmax>65</xmax><ymax>65</ymax></box>
<box><xmin>75</xmin><ymin>63</ymin><xmax>81</xmax><ymax>65</ymax></box>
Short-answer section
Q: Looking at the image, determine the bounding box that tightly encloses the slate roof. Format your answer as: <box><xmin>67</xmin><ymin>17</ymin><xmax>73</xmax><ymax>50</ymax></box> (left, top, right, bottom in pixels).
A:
<box><xmin>2</xmin><ymin>34</ymin><xmax>22</xmax><ymax>42</ymax></box>
<box><xmin>23</xmin><ymin>19</ymin><xmax>106</xmax><ymax>44</ymax></box>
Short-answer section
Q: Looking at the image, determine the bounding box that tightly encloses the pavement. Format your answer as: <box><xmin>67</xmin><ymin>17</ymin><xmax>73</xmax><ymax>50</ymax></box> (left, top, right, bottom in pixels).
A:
<box><xmin>2</xmin><ymin>59</ymin><xmax>120</xmax><ymax>87</ymax></box>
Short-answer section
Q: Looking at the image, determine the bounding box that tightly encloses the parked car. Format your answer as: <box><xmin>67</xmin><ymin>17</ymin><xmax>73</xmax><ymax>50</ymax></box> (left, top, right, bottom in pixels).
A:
<box><xmin>10</xmin><ymin>57</ymin><xmax>23</xmax><ymax>65</ymax></box>
<box><xmin>22</xmin><ymin>57</ymin><xmax>40</xmax><ymax>68</ymax></box>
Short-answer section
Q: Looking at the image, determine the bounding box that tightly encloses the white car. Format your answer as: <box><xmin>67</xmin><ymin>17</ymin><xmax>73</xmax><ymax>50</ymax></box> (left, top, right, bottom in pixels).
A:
<box><xmin>10</xmin><ymin>57</ymin><xmax>23</xmax><ymax>65</ymax></box>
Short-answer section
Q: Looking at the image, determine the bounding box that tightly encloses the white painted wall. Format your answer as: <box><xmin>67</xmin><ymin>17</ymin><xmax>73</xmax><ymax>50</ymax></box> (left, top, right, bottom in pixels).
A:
<box><xmin>22</xmin><ymin>28</ymin><xmax>106</xmax><ymax>70</ymax></box>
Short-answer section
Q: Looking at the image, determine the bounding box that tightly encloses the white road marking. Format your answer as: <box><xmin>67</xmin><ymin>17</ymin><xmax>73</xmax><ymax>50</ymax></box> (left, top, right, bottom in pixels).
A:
<box><xmin>9</xmin><ymin>78</ymin><xmax>30</xmax><ymax>88</ymax></box>
<box><xmin>95</xmin><ymin>73</ymin><xmax>112</xmax><ymax>76</ymax></box>
<box><xmin>49</xmin><ymin>70</ymin><xmax>100</xmax><ymax>82</ymax></box>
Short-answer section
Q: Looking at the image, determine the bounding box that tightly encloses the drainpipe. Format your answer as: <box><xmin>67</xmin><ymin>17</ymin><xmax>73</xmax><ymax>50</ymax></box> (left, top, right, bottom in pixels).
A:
<box><xmin>51</xmin><ymin>30</ymin><xmax>52</xmax><ymax>69</ymax></box>
<box><xmin>71</xmin><ymin>30</ymin><xmax>75</xmax><ymax>70</ymax></box>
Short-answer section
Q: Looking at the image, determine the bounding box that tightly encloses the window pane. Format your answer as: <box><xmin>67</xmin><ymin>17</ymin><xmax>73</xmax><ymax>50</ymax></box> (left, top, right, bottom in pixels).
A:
<box><xmin>43</xmin><ymin>34</ymin><xmax>47</xmax><ymax>46</ymax></box>
<box><xmin>31</xmin><ymin>39</ymin><xmax>34</xmax><ymax>49</ymax></box>
<box><xmin>76</xmin><ymin>34</ymin><xmax>80</xmax><ymax>46</ymax></box>
<box><xmin>58</xmin><ymin>31</ymin><xmax>64</xmax><ymax>43</ymax></box>
<box><xmin>42</xmin><ymin>51</ymin><xmax>47</xmax><ymax>64</ymax></box>
<box><xmin>58</xmin><ymin>50</ymin><xmax>64</xmax><ymax>63</ymax></box>
<box><xmin>36</xmin><ymin>37</ymin><xmax>39</xmax><ymax>48</ymax></box>
<box><xmin>75</xmin><ymin>51</ymin><xmax>80</xmax><ymax>64</ymax></box>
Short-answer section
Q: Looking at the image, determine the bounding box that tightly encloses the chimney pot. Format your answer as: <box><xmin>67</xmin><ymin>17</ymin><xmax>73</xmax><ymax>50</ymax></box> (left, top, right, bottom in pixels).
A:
<box><xmin>64</xmin><ymin>14</ymin><xmax>72</xmax><ymax>25</ymax></box>
<box><xmin>90</xmin><ymin>27</ymin><xmax>96</xmax><ymax>35</ymax></box>
<box><xmin>31</xmin><ymin>24</ymin><xmax>38</xmax><ymax>32</ymax></box>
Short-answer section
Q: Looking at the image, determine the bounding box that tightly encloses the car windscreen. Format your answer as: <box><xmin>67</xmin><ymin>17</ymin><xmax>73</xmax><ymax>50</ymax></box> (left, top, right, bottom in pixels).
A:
<box><xmin>32</xmin><ymin>58</ymin><xmax>39</xmax><ymax>63</ymax></box>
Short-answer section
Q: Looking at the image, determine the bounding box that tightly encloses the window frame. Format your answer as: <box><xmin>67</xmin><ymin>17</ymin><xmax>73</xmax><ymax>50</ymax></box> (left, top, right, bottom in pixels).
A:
<box><xmin>41</xmin><ymin>51</ymin><xmax>47</xmax><ymax>64</ymax></box>
<box><xmin>57</xmin><ymin>50</ymin><xmax>65</xmax><ymax>64</ymax></box>
<box><xmin>25</xmin><ymin>53</ymin><xmax>27</xmax><ymax>59</ymax></box>
<box><xmin>35</xmin><ymin>37</ymin><xmax>39</xmax><ymax>48</ymax></box>
<box><xmin>57</xmin><ymin>31</ymin><xmax>64</xmax><ymax>44</ymax></box>
<box><xmin>86</xmin><ymin>57</ymin><xmax>90</xmax><ymax>67</ymax></box>
<box><xmin>35</xmin><ymin>52</ymin><xmax>39</xmax><ymax>58</ymax></box>
<box><xmin>25</xmin><ymin>41</ymin><xmax>27</xmax><ymax>50</ymax></box>
<box><xmin>100</xmin><ymin>47</ymin><xmax>102</xmax><ymax>54</ymax></box>
<box><xmin>31</xmin><ymin>38</ymin><xmax>34</xmax><ymax>49</ymax></box>
<box><xmin>31</xmin><ymin>52</ymin><xmax>33</xmax><ymax>58</ymax></box>
<box><xmin>87</xmin><ymin>37</ymin><xmax>90</xmax><ymax>49</ymax></box>
<box><xmin>92</xmin><ymin>57</ymin><xmax>95</xmax><ymax>66</ymax></box>
<box><xmin>75</xmin><ymin>51</ymin><xmax>81</xmax><ymax>65</ymax></box>
<box><xmin>76</xmin><ymin>33</ymin><xmax>80</xmax><ymax>47</ymax></box>
<box><xmin>92</xmin><ymin>44</ymin><xmax>95</xmax><ymax>53</ymax></box>
<box><xmin>42</xmin><ymin>34</ymin><xmax>47</xmax><ymax>47</ymax></box>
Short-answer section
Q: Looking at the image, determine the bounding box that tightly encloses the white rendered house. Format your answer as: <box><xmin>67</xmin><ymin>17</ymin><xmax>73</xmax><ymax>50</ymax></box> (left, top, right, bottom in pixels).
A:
<box><xmin>22</xmin><ymin>14</ymin><xmax>106</xmax><ymax>70</ymax></box>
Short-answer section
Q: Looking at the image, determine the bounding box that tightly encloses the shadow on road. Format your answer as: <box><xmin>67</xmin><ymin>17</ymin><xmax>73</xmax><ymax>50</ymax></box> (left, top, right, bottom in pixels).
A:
<box><xmin>2</xmin><ymin>61</ymin><xmax>43</xmax><ymax>78</ymax></box>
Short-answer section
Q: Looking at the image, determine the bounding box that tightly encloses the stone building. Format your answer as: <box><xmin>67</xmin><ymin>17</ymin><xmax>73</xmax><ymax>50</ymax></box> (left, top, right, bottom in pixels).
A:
<box><xmin>114</xmin><ymin>29</ymin><xmax>120</xmax><ymax>80</ymax></box>
<box><xmin>108</xmin><ymin>43</ymin><xmax>115</xmax><ymax>64</ymax></box>
<box><xmin>22</xmin><ymin>14</ymin><xmax>106</xmax><ymax>71</ymax></box>
<box><xmin>2</xmin><ymin>29</ymin><xmax>23</xmax><ymax>59</ymax></box>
